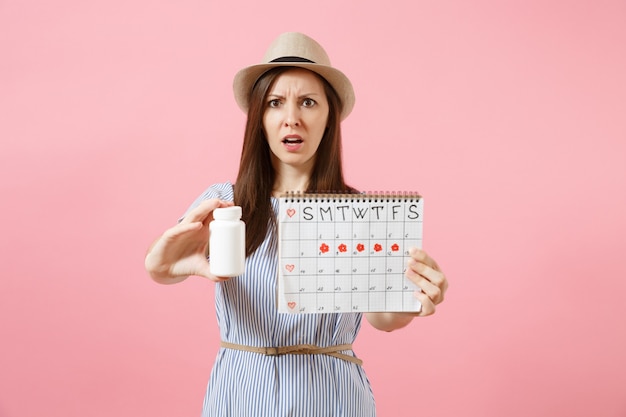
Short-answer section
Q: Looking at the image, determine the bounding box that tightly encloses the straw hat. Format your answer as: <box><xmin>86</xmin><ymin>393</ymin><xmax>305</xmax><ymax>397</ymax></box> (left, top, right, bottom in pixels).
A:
<box><xmin>233</xmin><ymin>32</ymin><xmax>355</xmax><ymax>121</ymax></box>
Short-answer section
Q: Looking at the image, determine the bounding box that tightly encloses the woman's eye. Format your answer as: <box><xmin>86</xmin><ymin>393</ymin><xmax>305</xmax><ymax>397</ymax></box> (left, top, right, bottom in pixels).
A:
<box><xmin>302</xmin><ymin>98</ymin><xmax>316</xmax><ymax>107</ymax></box>
<box><xmin>268</xmin><ymin>99</ymin><xmax>281</xmax><ymax>108</ymax></box>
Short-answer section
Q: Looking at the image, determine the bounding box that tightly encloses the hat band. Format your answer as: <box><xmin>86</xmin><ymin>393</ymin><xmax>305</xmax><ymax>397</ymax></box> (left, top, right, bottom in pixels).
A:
<box><xmin>270</xmin><ymin>56</ymin><xmax>315</xmax><ymax>63</ymax></box>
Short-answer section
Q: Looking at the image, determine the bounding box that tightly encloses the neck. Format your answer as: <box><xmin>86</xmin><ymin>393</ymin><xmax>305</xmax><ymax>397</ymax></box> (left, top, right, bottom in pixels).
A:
<box><xmin>272</xmin><ymin>165</ymin><xmax>311</xmax><ymax>197</ymax></box>
<box><xmin>272</xmin><ymin>177</ymin><xmax>309</xmax><ymax>197</ymax></box>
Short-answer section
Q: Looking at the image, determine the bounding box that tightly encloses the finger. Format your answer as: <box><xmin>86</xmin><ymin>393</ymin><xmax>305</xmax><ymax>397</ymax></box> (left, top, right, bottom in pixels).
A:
<box><xmin>195</xmin><ymin>264</ymin><xmax>231</xmax><ymax>282</ymax></box>
<box><xmin>407</xmin><ymin>248</ymin><xmax>448</xmax><ymax>295</ymax></box>
<box><xmin>180</xmin><ymin>199</ymin><xmax>233</xmax><ymax>225</ymax></box>
<box><xmin>162</xmin><ymin>221</ymin><xmax>204</xmax><ymax>240</ymax></box>
<box><xmin>406</xmin><ymin>271</ymin><xmax>443</xmax><ymax>305</ymax></box>
<box><xmin>406</xmin><ymin>257</ymin><xmax>446</xmax><ymax>292</ymax></box>
<box><xmin>409</xmin><ymin>247</ymin><xmax>441</xmax><ymax>272</ymax></box>
<box><xmin>208</xmin><ymin>275</ymin><xmax>232</xmax><ymax>282</ymax></box>
<box><xmin>197</xmin><ymin>260</ymin><xmax>234</xmax><ymax>282</ymax></box>
<box><xmin>406</xmin><ymin>259</ymin><xmax>445</xmax><ymax>304</ymax></box>
<box><xmin>414</xmin><ymin>291</ymin><xmax>436</xmax><ymax>317</ymax></box>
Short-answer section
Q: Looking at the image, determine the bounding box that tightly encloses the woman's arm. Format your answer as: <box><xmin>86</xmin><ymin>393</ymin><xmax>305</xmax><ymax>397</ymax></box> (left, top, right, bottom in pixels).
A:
<box><xmin>365</xmin><ymin>312</ymin><xmax>416</xmax><ymax>332</ymax></box>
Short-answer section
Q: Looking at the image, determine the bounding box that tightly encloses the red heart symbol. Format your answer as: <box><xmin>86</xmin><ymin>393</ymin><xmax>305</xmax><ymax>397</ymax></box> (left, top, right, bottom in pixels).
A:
<box><xmin>287</xmin><ymin>302</ymin><xmax>296</xmax><ymax>309</ymax></box>
<box><xmin>287</xmin><ymin>208</ymin><xmax>296</xmax><ymax>217</ymax></box>
<box><xmin>285</xmin><ymin>264</ymin><xmax>295</xmax><ymax>272</ymax></box>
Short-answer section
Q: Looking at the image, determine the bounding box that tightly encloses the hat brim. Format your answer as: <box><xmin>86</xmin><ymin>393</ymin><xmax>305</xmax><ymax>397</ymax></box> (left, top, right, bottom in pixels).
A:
<box><xmin>233</xmin><ymin>62</ymin><xmax>355</xmax><ymax>121</ymax></box>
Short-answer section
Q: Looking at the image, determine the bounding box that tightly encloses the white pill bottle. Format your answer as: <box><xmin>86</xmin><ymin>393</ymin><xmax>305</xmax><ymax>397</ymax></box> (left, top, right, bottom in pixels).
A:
<box><xmin>209</xmin><ymin>206</ymin><xmax>246</xmax><ymax>277</ymax></box>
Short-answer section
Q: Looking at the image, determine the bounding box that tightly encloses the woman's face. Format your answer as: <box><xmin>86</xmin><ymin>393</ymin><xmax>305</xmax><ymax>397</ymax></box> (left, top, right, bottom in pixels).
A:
<box><xmin>263</xmin><ymin>68</ymin><xmax>329</xmax><ymax>174</ymax></box>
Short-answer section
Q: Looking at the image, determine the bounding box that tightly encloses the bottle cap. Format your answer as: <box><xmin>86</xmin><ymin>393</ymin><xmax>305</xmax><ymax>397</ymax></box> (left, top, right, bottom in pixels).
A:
<box><xmin>213</xmin><ymin>206</ymin><xmax>242</xmax><ymax>221</ymax></box>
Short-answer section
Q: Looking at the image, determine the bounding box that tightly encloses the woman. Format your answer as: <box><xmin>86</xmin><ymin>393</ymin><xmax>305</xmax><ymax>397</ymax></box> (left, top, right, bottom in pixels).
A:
<box><xmin>145</xmin><ymin>32</ymin><xmax>448</xmax><ymax>416</ymax></box>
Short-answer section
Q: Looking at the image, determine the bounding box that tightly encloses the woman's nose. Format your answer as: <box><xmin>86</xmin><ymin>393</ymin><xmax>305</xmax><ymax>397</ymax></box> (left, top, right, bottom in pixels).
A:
<box><xmin>284</xmin><ymin>103</ymin><xmax>301</xmax><ymax>127</ymax></box>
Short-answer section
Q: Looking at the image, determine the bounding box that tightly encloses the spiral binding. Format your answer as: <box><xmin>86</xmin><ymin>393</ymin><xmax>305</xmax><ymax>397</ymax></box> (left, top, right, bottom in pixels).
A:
<box><xmin>279</xmin><ymin>191</ymin><xmax>422</xmax><ymax>203</ymax></box>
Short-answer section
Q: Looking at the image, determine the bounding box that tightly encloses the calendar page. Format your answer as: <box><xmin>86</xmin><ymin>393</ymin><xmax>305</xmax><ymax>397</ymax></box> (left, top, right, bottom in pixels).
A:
<box><xmin>277</xmin><ymin>192</ymin><xmax>424</xmax><ymax>314</ymax></box>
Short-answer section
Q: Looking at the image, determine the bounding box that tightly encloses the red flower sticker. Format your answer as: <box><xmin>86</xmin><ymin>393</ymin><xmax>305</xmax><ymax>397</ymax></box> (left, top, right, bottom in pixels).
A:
<box><xmin>356</xmin><ymin>243</ymin><xmax>365</xmax><ymax>252</ymax></box>
<box><xmin>374</xmin><ymin>243</ymin><xmax>383</xmax><ymax>252</ymax></box>
<box><xmin>338</xmin><ymin>243</ymin><xmax>347</xmax><ymax>253</ymax></box>
<box><xmin>320</xmin><ymin>243</ymin><xmax>330</xmax><ymax>253</ymax></box>
<box><xmin>391</xmin><ymin>243</ymin><xmax>400</xmax><ymax>252</ymax></box>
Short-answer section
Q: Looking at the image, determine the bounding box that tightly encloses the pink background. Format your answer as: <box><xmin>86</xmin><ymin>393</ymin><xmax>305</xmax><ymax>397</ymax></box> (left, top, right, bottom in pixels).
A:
<box><xmin>1</xmin><ymin>0</ymin><xmax>625</xmax><ymax>416</ymax></box>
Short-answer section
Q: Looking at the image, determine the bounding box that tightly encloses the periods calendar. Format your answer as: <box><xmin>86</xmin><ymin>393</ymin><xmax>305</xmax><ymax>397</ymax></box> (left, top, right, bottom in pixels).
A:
<box><xmin>277</xmin><ymin>192</ymin><xmax>424</xmax><ymax>314</ymax></box>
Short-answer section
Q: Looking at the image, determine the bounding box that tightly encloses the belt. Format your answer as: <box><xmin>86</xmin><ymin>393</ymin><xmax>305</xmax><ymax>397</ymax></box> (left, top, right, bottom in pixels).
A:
<box><xmin>220</xmin><ymin>341</ymin><xmax>363</xmax><ymax>366</ymax></box>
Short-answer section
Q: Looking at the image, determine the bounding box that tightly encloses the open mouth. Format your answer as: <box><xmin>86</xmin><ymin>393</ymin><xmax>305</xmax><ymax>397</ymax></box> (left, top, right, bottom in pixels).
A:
<box><xmin>282</xmin><ymin>138</ymin><xmax>303</xmax><ymax>144</ymax></box>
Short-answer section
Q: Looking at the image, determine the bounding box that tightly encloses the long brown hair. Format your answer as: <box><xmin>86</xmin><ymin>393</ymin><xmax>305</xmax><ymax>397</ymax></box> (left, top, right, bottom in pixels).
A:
<box><xmin>234</xmin><ymin>66</ymin><xmax>355</xmax><ymax>256</ymax></box>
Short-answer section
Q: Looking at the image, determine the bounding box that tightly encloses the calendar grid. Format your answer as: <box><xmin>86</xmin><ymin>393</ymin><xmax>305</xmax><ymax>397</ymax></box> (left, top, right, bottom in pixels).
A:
<box><xmin>278</xmin><ymin>193</ymin><xmax>423</xmax><ymax>314</ymax></box>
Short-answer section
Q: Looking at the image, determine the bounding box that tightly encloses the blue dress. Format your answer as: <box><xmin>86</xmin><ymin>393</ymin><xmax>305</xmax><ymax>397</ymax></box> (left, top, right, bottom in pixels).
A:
<box><xmin>184</xmin><ymin>183</ymin><xmax>376</xmax><ymax>417</ymax></box>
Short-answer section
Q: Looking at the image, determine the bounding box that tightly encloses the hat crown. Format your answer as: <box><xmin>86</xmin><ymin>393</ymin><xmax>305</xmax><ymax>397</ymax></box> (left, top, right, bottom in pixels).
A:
<box><xmin>261</xmin><ymin>32</ymin><xmax>331</xmax><ymax>66</ymax></box>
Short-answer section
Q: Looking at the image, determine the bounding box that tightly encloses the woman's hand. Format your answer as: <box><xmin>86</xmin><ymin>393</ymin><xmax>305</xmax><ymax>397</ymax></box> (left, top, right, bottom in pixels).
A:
<box><xmin>144</xmin><ymin>199</ymin><xmax>233</xmax><ymax>284</ymax></box>
<box><xmin>405</xmin><ymin>247</ymin><xmax>448</xmax><ymax>316</ymax></box>
<box><xmin>365</xmin><ymin>247</ymin><xmax>448</xmax><ymax>331</ymax></box>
